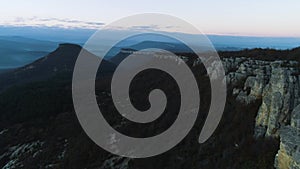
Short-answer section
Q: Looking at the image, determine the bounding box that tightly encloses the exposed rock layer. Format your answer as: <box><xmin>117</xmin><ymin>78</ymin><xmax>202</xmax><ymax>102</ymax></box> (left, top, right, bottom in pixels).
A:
<box><xmin>224</xmin><ymin>57</ymin><xmax>300</xmax><ymax>169</ymax></box>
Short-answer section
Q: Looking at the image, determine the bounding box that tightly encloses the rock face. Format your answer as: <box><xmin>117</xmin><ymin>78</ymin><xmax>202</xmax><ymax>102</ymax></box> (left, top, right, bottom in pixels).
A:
<box><xmin>255</xmin><ymin>62</ymin><xmax>300</xmax><ymax>138</ymax></box>
<box><xmin>224</xmin><ymin>58</ymin><xmax>300</xmax><ymax>138</ymax></box>
<box><xmin>223</xmin><ymin>57</ymin><xmax>300</xmax><ymax>169</ymax></box>
<box><xmin>274</xmin><ymin>126</ymin><xmax>300</xmax><ymax>169</ymax></box>
<box><xmin>274</xmin><ymin>105</ymin><xmax>300</xmax><ymax>169</ymax></box>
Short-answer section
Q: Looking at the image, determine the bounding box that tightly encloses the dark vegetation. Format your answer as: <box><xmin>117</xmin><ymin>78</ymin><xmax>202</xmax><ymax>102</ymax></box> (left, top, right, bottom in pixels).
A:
<box><xmin>219</xmin><ymin>47</ymin><xmax>300</xmax><ymax>62</ymax></box>
<box><xmin>0</xmin><ymin>74</ymin><xmax>72</xmax><ymax>125</ymax></box>
<box><xmin>0</xmin><ymin>45</ymin><xmax>296</xmax><ymax>168</ymax></box>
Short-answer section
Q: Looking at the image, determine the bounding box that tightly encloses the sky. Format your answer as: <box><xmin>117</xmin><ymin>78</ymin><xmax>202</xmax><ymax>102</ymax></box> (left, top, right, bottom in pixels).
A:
<box><xmin>1</xmin><ymin>0</ymin><xmax>300</xmax><ymax>37</ymax></box>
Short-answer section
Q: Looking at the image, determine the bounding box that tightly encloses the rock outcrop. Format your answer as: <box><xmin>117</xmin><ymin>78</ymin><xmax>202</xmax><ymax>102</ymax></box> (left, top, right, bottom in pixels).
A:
<box><xmin>274</xmin><ymin>105</ymin><xmax>300</xmax><ymax>169</ymax></box>
<box><xmin>224</xmin><ymin>58</ymin><xmax>300</xmax><ymax>137</ymax></box>
<box><xmin>223</xmin><ymin>57</ymin><xmax>300</xmax><ymax>169</ymax></box>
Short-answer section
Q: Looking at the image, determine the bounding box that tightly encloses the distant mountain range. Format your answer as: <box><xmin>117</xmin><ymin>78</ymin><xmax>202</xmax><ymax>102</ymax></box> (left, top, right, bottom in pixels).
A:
<box><xmin>1</xmin><ymin>41</ymin><xmax>300</xmax><ymax>94</ymax></box>
<box><xmin>1</xmin><ymin>25</ymin><xmax>299</xmax><ymax>49</ymax></box>
<box><xmin>0</xmin><ymin>36</ymin><xmax>58</xmax><ymax>69</ymax></box>
<box><xmin>1</xmin><ymin>26</ymin><xmax>300</xmax><ymax>69</ymax></box>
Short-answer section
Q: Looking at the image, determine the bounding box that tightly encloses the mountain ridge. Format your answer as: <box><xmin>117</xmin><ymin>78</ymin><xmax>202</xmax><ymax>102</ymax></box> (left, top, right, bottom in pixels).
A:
<box><xmin>0</xmin><ymin>43</ymin><xmax>115</xmax><ymax>92</ymax></box>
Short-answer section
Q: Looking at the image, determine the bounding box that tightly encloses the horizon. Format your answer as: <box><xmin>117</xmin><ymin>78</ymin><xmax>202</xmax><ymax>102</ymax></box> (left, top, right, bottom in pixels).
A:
<box><xmin>2</xmin><ymin>25</ymin><xmax>300</xmax><ymax>39</ymax></box>
<box><xmin>1</xmin><ymin>25</ymin><xmax>300</xmax><ymax>51</ymax></box>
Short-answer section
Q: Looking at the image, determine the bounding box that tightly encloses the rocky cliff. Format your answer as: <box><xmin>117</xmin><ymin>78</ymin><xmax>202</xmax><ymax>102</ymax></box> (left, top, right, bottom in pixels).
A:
<box><xmin>224</xmin><ymin>56</ymin><xmax>300</xmax><ymax>169</ymax></box>
<box><xmin>274</xmin><ymin>105</ymin><xmax>300</xmax><ymax>169</ymax></box>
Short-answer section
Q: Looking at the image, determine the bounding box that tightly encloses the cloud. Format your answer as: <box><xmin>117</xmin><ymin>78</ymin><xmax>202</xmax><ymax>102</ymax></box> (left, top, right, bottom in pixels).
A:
<box><xmin>130</xmin><ymin>25</ymin><xmax>160</xmax><ymax>31</ymax></box>
<box><xmin>0</xmin><ymin>17</ymin><xmax>104</xmax><ymax>29</ymax></box>
<box><xmin>104</xmin><ymin>24</ymin><xmax>180</xmax><ymax>32</ymax></box>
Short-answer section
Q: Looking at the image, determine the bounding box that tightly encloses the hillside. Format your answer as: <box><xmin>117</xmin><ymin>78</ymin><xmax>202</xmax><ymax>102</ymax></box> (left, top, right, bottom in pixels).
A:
<box><xmin>0</xmin><ymin>46</ymin><xmax>299</xmax><ymax>169</ymax></box>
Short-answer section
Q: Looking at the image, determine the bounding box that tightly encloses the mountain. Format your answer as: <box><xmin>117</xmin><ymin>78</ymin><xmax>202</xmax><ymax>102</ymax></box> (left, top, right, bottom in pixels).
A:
<box><xmin>129</xmin><ymin>40</ymin><xmax>192</xmax><ymax>52</ymax></box>
<box><xmin>109</xmin><ymin>41</ymin><xmax>193</xmax><ymax>65</ymax></box>
<box><xmin>0</xmin><ymin>43</ymin><xmax>115</xmax><ymax>92</ymax></box>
